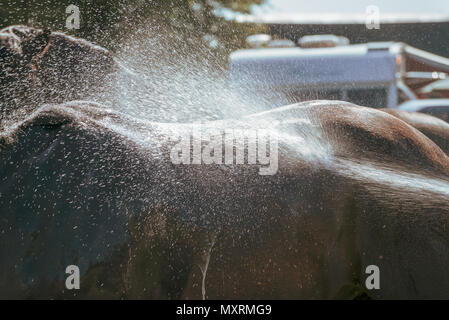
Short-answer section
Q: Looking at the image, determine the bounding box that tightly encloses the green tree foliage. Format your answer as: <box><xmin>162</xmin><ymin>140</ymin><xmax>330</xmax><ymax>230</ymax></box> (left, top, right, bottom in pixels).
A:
<box><xmin>0</xmin><ymin>0</ymin><xmax>266</xmax><ymax>55</ymax></box>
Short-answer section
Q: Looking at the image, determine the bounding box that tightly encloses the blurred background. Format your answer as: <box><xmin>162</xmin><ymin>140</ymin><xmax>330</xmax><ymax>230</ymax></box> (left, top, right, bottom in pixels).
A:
<box><xmin>0</xmin><ymin>0</ymin><xmax>267</xmax><ymax>66</ymax></box>
<box><xmin>1</xmin><ymin>0</ymin><xmax>448</xmax><ymax>118</ymax></box>
<box><xmin>1</xmin><ymin>0</ymin><xmax>448</xmax><ymax>58</ymax></box>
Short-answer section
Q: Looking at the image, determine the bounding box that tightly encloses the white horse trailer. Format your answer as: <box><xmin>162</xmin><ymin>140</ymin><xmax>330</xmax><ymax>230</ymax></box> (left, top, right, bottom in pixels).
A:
<box><xmin>229</xmin><ymin>35</ymin><xmax>449</xmax><ymax>109</ymax></box>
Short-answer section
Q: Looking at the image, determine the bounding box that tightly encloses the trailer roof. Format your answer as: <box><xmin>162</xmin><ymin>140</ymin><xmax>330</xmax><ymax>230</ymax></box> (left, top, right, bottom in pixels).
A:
<box><xmin>229</xmin><ymin>42</ymin><xmax>449</xmax><ymax>90</ymax></box>
<box><xmin>229</xmin><ymin>43</ymin><xmax>399</xmax><ymax>87</ymax></box>
<box><xmin>235</xmin><ymin>13</ymin><xmax>449</xmax><ymax>25</ymax></box>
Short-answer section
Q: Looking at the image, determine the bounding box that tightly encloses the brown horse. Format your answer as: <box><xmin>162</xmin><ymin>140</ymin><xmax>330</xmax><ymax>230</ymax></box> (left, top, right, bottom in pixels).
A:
<box><xmin>0</xmin><ymin>26</ymin><xmax>116</xmax><ymax>119</ymax></box>
<box><xmin>1</xmin><ymin>100</ymin><xmax>449</xmax><ymax>299</ymax></box>
<box><xmin>2</xmin><ymin>26</ymin><xmax>449</xmax><ymax>299</ymax></box>
<box><xmin>381</xmin><ymin>109</ymin><xmax>449</xmax><ymax>155</ymax></box>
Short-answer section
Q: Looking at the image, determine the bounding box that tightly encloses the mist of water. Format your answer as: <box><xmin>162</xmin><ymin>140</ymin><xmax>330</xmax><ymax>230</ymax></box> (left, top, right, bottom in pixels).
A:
<box><xmin>76</xmin><ymin>25</ymin><xmax>335</xmax><ymax>167</ymax></box>
<box><xmin>4</xmin><ymin>23</ymin><xmax>449</xmax><ymax>199</ymax></box>
<box><xmin>98</xmin><ymin>26</ymin><xmax>272</xmax><ymax>123</ymax></box>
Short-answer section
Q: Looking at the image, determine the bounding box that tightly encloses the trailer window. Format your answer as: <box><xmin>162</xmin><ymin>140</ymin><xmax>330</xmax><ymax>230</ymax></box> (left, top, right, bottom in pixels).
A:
<box><xmin>421</xmin><ymin>106</ymin><xmax>449</xmax><ymax>122</ymax></box>
<box><xmin>282</xmin><ymin>88</ymin><xmax>388</xmax><ymax>108</ymax></box>
<box><xmin>347</xmin><ymin>88</ymin><xmax>387</xmax><ymax>108</ymax></box>
<box><xmin>259</xmin><ymin>87</ymin><xmax>388</xmax><ymax>108</ymax></box>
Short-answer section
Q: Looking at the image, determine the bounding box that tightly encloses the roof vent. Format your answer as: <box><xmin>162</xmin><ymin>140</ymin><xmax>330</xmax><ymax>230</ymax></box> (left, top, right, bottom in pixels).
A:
<box><xmin>298</xmin><ymin>34</ymin><xmax>349</xmax><ymax>48</ymax></box>
<box><xmin>246</xmin><ymin>34</ymin><xmax>272</xmax><ymax>48</ymax></box>
<box><xmin>267</xmin><ymin>39</ymin><xmax>296</xmax><ymax>48</ymax></box>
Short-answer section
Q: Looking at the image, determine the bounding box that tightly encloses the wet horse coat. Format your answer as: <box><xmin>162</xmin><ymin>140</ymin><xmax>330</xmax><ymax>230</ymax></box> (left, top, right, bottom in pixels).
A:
<box><xmin>2</xmin><ymin>26</ymin><xmax>449</xmax><ymax>299</ymax></box>
<box><xmin>1</xmin><ymin>101</ymin><xmax>449</xmax><ymax>299</ymax></box>
<box><xmin>381</xmin><ymin>108</ymin><xmax>449</xmax><ymax>155</ymax></box>
<box><xmin>0</xmin><ymin>25</ymin><xmax>116</xmax><ymax>118</ymax></box>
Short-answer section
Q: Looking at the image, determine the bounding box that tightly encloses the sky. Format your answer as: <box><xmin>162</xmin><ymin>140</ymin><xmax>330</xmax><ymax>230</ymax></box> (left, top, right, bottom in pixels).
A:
<box><xmin>251</xmin><ymin>0</ymin><xmax>449</xmax><ymax>15</ymax></box>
